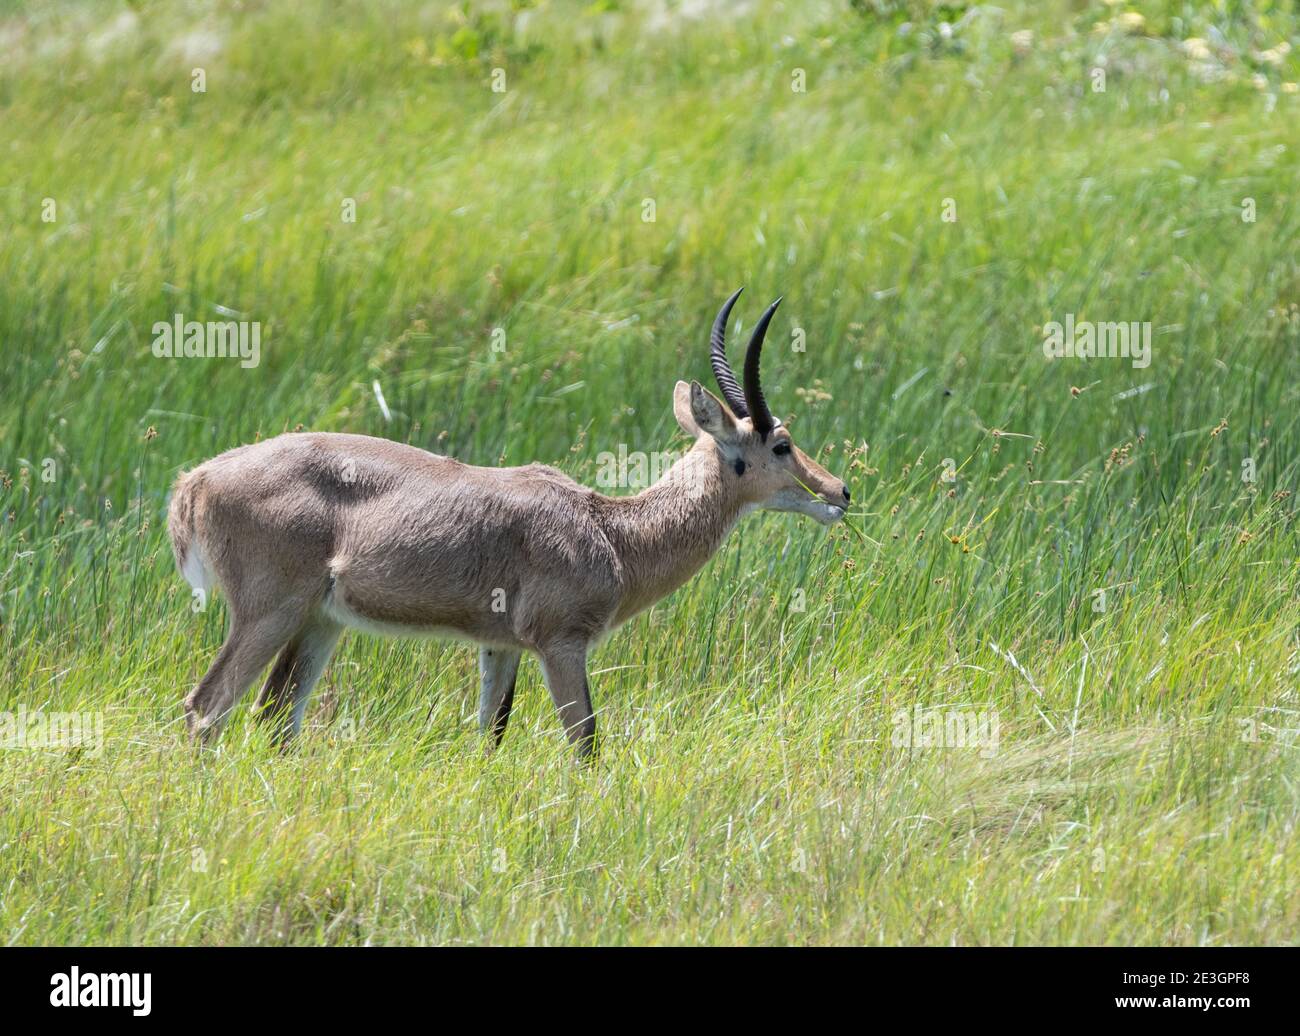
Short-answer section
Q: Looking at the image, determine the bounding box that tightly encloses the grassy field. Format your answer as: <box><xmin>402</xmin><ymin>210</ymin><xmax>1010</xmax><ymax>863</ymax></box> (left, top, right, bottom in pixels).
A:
<box><xmin>1</xmin><ymin>0</ymin><xmax>1298</xmax><ymax>945</ymax></box>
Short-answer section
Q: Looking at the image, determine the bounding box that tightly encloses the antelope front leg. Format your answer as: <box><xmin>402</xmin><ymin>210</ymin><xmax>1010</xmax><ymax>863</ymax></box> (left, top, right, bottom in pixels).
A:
<box><xmin>478</xmin><ymin>647</ymin><xmax>522</xmax><ymax>747</ymax></box>
<box><xmin>538</xmin><ymin>639</ymin><xmax>596</xmax><ymax>762</ymax></box>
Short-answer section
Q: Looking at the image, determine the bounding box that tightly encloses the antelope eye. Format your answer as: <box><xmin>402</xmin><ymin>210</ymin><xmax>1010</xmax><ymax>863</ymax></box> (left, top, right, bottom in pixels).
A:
<box><xmin>772</xmin><ymin>442</ymin><xmax>792</xmax><ymax>457</ymax></box>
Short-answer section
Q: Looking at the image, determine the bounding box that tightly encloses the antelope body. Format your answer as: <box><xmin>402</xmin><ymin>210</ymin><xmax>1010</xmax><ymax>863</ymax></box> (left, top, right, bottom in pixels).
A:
<box><xmin>169</xmin><ymin>291</ymin><xmax>849</xmax><ymax>757</ymax></box>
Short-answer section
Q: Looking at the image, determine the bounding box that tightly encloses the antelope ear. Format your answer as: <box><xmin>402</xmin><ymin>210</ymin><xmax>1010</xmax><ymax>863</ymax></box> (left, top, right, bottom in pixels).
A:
<box><xmin>673</xmin><ymin>380</ymin><xmax>702</xmax><ymax>437</ymax></box>
<box><xmin>687</xmin><ymin>381</ymin><xmax>742</xmax><ymax>446</ymax></box>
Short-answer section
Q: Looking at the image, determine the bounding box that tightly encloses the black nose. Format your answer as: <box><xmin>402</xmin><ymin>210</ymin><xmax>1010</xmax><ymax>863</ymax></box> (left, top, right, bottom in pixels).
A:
<box><xmin>842</xmin><ymin>486</ymin><xmax>851</xmax><ymax>503</ymax></box>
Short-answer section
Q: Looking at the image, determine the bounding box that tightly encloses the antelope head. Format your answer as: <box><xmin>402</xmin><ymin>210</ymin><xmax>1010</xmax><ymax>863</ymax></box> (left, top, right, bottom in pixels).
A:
<box><xmin>673</xmin><ymin>288</ymin><xmax>851</xmax><ymax>525</ymax></box>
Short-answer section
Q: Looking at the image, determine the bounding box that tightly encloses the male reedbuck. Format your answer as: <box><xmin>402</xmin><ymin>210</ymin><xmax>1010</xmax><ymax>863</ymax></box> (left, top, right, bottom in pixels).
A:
<box><xmin>168</xmin><ymin>290</ymin><xmax>850</xmax><ymax>758</ymax></box>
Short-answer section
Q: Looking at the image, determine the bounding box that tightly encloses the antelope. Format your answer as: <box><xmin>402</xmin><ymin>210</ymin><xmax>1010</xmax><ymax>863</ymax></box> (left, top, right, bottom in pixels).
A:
<box><xmin>168</xmin><ymin>289</ymin><xmax>850</xmax><ymax>759</ymax></box>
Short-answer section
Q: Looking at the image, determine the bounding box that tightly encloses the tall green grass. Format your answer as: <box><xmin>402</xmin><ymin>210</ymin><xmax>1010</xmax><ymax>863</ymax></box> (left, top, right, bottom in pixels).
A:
<box><xmin>0</xmin><ymin>0</ymin><xmax>1297</xmax><ymax>944</ymax></box>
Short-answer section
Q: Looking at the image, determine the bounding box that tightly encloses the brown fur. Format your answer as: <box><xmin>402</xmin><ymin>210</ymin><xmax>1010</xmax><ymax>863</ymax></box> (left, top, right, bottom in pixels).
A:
<box><xmin>168</xmin><ymin>381</ymin><xmax>848</xmax><ymax>758</ymax></box>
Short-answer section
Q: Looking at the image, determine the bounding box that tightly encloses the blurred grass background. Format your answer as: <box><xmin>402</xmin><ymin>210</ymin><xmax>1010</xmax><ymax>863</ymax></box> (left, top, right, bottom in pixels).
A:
<box><xmin>0</xmin><ymin>0</ymin><xmax>1298</xmax><ymax>944</ymax></box>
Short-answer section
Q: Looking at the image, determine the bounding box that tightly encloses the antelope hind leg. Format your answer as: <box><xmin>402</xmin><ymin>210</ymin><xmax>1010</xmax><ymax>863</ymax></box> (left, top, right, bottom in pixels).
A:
<box><xmin>253</xmin><ymin>615</ymin><xmax>343</xmax><ymax>746</ymax></box>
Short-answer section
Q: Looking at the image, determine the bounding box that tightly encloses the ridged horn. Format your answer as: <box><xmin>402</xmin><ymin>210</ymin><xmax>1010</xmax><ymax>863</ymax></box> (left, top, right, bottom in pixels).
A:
<box><xmin>709</xmin><ymin>287</ymin><xmax>749</xmax><ymax>418</ymax></box>
<box><xmin>743</xmin><ymin>297</ymin><xmax>781</xmax><ymax>438</ymax></box>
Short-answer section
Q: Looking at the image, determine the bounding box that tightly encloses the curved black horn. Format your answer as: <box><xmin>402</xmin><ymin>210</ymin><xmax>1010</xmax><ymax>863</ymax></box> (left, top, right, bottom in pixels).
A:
<box><xmin>743</xmin><ymin>296</ymin><xmax>782</xmax><ymax>438</ymax></box>
<box><xmin>709</xmin><ymin>287</ymin><xmax>749</xmax><ymax>418</ymax></box>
